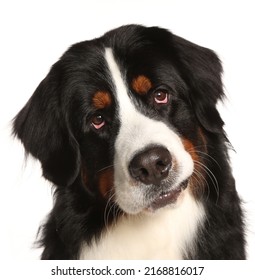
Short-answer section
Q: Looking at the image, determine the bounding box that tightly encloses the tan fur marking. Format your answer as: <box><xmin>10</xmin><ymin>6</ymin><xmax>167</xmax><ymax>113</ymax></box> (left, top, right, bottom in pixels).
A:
<box><xmin>182</xmin><ymin>139</ymin><xmax>199</xmax><ymax>163</ymax></box>
<box><xmin>93</xmin><ymin>91</ymin><xmax>111</xmax><ymax>109</ymax></box>
<box><xmin>182</xmin><ymin>138</ymin><xmax>203</xmax><ymax>197</ymax></box>
<box><xmin>132</xmin><ymin>75</ymin><xmax>152</xmax><ymax>95</ymax></box>
<box><xmin>98</xmin><ymin>168</ymin><xmax>114</xmax><ymax>197</ymax></box>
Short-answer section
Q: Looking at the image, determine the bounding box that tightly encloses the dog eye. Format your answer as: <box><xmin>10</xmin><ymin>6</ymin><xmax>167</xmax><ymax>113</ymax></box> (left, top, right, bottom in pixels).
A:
<box><xmin>91</xmin><ymin>114</ymin><xmax>105</xmax><ymax>130</ymax></box>
<box><xmin>154</xmin><ymin>90</ymin><xmax>169</xmax><ymax>104</ymax></box>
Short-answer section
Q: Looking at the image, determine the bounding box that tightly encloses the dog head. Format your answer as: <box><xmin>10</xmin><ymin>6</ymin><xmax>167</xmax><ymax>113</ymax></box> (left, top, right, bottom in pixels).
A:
<box><xmin>13</xmin><ymin>25</ymin><xmax>225</xmax><ymax>214</ymax></box>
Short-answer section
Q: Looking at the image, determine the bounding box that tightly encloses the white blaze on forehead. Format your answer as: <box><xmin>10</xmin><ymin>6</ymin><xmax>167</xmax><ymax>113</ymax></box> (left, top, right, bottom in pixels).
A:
<box><xmin>104</xmin><ymin>47</ymin><xmax>194</xmax><ymax>214</ymax></box>
<box><xmin>104</xmin><ymin>48</ymin><xmax>134</xmax><ymax>119</ymax></box>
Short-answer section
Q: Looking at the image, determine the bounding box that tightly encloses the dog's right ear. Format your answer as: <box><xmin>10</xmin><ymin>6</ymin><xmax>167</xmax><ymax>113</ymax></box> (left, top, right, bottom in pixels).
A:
<box><xmin>13</xmin><ymin>63</ymin><xmax>81</xmax><ymax>187</ymax></box>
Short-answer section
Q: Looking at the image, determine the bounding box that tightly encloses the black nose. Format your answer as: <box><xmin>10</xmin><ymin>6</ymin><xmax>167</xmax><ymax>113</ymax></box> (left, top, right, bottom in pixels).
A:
<box><xmin>129</xmin><ymin>146</ymin><xmax>172</xmax><ymax>185</ymax></box>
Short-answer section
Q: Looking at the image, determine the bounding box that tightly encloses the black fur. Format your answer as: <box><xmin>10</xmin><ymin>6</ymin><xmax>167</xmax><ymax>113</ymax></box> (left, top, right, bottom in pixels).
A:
<box><xmin>13</xmin><ymin>25</ymin><xmax>246</xmax><ymax>259</ymax></box>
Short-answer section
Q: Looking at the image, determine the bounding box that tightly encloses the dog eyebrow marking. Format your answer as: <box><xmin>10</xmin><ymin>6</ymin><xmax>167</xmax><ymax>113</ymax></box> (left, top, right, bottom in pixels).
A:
<box><xmin>132</xmin><ymin>75</ymin><xmax>152</xmax><ymax>95</ymax></box>
<box><xmin>92</xmin><ymin>91</ymin><xmax>112</xmax><ymax>109</ymax></box>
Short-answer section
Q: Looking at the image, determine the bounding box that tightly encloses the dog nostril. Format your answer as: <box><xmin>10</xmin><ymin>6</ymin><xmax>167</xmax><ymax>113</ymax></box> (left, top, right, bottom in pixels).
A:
<box><xmin>157</xmin><ymin>159</ymin><xmax>168</xmax><ymax>170</ymax></box>
<box><xmin>140</xmin><ymin>168</ymin><xmax>149</xmax><ymax>177</ymax></box>
<box><xmin>156</xmin><ymin>159</ymin><xmax>171</xmax><ymax>176</ymax></box>
<box><xmin>129</xmin><ymin>146</ymin><xmax>172</xmax><ymax>185</ymax></box>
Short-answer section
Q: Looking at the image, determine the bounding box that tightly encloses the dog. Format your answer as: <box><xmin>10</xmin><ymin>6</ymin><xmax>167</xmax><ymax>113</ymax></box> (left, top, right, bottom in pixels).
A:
<box><xmin>13</xmin><ymin>24</ymin><xmax>246</xmax><ymax>259</ymax></box>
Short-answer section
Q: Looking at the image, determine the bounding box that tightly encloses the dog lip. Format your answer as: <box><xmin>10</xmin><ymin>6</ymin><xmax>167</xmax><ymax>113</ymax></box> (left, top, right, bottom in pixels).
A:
<box><xmin>150</xmin><ymin>188</ymin><xmax>182</xmax><ymax>210</ymax></box>
<box><xmin>147</xmin><ymin>180</ymin><xmax>188</xmax><ymax>211</ymax></box>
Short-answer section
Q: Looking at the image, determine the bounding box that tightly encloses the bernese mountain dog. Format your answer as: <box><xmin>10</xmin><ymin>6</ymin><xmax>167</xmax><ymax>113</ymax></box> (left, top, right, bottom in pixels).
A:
<box><xmin>13</xmin><ymin>25</ymin><xmax>246</xmax><ymax>260</ymax></box>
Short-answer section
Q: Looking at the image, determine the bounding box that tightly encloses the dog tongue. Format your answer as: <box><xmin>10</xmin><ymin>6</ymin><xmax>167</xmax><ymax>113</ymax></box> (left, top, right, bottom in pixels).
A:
<box><xmin>149</xmin><ymin>188</ymin><xmax>182</xmax><ymax>211</ymax></box>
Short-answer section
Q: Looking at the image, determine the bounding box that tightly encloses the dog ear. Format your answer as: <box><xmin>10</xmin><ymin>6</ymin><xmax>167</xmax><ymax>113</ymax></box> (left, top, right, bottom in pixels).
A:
<box><xmin>13</xmin><ymin>63</ymin><xmax>81</xmax><ymax>187</ymax></box>
<box><xmin>172</xmin><ymin>35</ymin><xmax>225</xmax><ymax>133</ymax></box>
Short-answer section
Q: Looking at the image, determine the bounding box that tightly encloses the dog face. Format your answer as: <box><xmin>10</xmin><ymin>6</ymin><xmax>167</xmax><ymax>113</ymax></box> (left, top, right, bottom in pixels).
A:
<box><xmin>13</xmin><ymin>25</ymin><xmax>224</xmax><ymax>215</ymax></box>
<box><xmin>105</xmin><ymin>48</ymin><xmax>194</xmax><ymax>214</ymax></box>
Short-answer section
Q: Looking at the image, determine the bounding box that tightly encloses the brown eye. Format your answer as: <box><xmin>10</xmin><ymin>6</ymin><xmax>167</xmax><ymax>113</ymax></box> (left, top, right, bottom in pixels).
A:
<box><xmin>91</xmin><ymin>114</ymin><xmax>105</xmax><ymax>130</ymax></box>
<box><xmin>154</xmin><ymin>90</ymin><xmax>169</xmax><ymax>104</ymax></box>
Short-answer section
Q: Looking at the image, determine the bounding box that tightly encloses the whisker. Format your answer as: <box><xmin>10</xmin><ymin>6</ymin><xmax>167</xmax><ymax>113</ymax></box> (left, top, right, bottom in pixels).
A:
<box><xmin>103</xmin><ymin>190</ymin><xmax>115</xmax><ymax>231</ymax></box>
<box><xmin>188</xmin><ymin>149</ymin><xmax>221</xmax><ymax>170</ymax></box>
<box><xmin>185</xmin><ymin>145</ymin><xmax>221</xmax><ymax>203</ymax></box>
<box><xmin>191</xmin><ymin>168</ymin><xmax>210</xmax><ymax>201</ymax></box>
<box><xmin>96</xmin><ymin>165</ymin><xmax>114</xmax><ymax>174</ymax></box>
<box><xmin>113</xmin><ymin>205</ymin><xmax>122</xmax><ymax>228</ymax></box>
<box><xmin>193</xmin><ymin>160</ymin><xmax>219</xmax><ymax>204</ymax></box>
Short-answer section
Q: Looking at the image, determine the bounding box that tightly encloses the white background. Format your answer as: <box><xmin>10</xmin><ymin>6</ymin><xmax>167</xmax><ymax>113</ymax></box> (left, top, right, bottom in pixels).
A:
<box><xmin>0</xmin><ymin>0</ymin><xmax>254</xmax><ymax>260</ymax></box>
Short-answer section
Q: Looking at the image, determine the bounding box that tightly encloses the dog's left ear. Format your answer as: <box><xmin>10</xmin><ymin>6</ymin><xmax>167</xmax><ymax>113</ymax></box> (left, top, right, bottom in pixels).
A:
<box><xmin>172</xmin><ymin>34</ymin><xmax>225</xmax><ymax>133</ymax></box>
<box><xmin>13</xmin><ymin>62</ymin><xmax>81</xmax><ymax>187</ymax></box>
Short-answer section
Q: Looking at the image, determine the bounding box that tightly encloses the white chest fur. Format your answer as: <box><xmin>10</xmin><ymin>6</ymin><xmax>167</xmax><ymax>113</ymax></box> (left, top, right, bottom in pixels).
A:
<box><xmin>80</xmin><ymin>190</ymin><xmax>205</xmax><ymax>259</ymax></box>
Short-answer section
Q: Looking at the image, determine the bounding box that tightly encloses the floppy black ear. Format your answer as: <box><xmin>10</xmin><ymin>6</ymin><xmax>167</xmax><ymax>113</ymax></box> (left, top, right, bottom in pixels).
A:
<box><xmin>172</xmin><ymin>35</ymin><xmax>225</xmax><ymax>133</ymax></box>
<box><xmin>13</xmin><ymin>64</ymin><xmax>80</xmax><ymax>187</ymax></box>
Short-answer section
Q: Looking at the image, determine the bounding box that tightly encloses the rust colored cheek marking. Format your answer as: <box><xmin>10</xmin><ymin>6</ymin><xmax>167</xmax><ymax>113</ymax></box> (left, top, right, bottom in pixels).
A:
<box><xmin>181</xmin><ymin>138</ymin><xmax>202</xmax><ymax>197</ymax></box>
<box><xmin>132</xmin><ymin>75</ymin><xmax>152</xmax><ymax>95</ymax></box>
<box><xmin>182</xmin><ymin>127</ymin><xmax>208</xmax><ymax>164</ymax></box>
<box><xmin>181</xmin><ymin>131</ymin><xmax>209</xmax><ymax>198</ymax></box>
<box><xmin>92</xmin><ymin>91</ymin><xmax>112</xmax><ymax>109</ymax></box>
<box><xmin>98</xmin><ymin>168</ymin><xmax>114</xmax><ymax>197</ymax></box>
<box><xmin>182</xmin><ymin>138</ymin><xmax>199</xmax><ymax>163</ymax></box>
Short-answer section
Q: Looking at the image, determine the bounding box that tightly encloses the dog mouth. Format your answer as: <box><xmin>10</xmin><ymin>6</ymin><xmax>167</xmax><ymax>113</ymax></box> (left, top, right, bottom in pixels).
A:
<box><xmin>146</xmin><ymin>180</ymin><xmax>188</xmax><ymax>211</ymax></box>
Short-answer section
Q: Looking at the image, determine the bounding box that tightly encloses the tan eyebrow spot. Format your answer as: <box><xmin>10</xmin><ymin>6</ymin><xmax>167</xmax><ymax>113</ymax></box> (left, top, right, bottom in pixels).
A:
<box><xmin>92</xmin><ymin>91</ymin><xmax>112</xmax><ymax>109</ymax></box>
<box><xmin>132</xmin><ymin>75</ymin><xmax>152</xmax><ymax>95</ymax></box>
